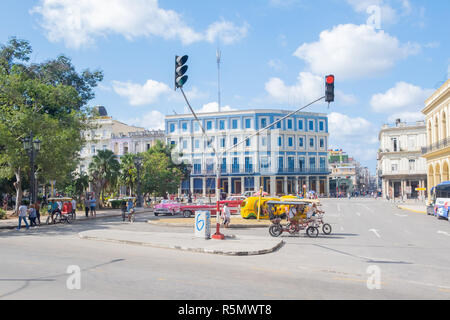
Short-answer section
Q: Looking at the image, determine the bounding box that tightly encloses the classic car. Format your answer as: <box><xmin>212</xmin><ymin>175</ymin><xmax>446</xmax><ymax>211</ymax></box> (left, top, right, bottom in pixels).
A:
<box><xmin>154</xmin><ymin>200</ymin><xmax>182</xmax><ymax>216</ymax></box>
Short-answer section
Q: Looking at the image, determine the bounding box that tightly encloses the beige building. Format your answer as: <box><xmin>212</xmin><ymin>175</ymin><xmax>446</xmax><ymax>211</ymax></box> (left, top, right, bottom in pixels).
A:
<box><xmin>377</xmin><ymin>119</ymin><xmax>427</xmax><ymax>200</ymax></box>
<box><xmin>422</xmin><ymin>79</ymin><xmax>450</xmax><ymax>199</ymax></box>
<box><xmin>78</xmin><ymin>107</ymin><xmax>145</xmax><ymax>173</ymax></box>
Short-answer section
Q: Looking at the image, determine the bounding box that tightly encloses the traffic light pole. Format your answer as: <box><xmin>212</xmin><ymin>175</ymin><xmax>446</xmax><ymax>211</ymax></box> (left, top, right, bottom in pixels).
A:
<box><xmin>179</xmin><ymin>87</ymin><xmax>326</xmax><ymax>239</ymax></box>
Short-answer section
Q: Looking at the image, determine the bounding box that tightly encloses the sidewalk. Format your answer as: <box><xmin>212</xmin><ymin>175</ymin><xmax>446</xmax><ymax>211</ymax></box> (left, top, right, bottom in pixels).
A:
<box><xmin>78</xmin><ymin>229</ymin><xmax>284</xmax><ymax>256</ymax></box>
<box><xmin>0</xmin><ymin>207</ymin><xmax>153</xmax><ymax>230</ymax></box>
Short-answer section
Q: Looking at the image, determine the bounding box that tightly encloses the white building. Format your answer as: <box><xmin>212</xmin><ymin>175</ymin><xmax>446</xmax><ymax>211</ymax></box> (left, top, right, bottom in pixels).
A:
<box><xmin>110</xmin><ymin>130</ymin><xmax>165</xmax><ymax>158</ymax></box>
<box><xmin>78</xmin><ymin>107</ymin><xmax>145</xmax><ymax>173</ymax></box>
<box><xmin>377</xmin><ymin>119</ymin><xmax>427</xmax><ymax>200</ymax></box>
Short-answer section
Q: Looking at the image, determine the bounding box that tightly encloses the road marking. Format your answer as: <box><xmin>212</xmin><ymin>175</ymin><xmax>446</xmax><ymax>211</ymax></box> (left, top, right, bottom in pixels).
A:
<box><xmin>437</xmin><ymin>231</ymin><xmax>450</xmax><ymax>237</ymax></box>
<box><xmin>356</xmin><ymin>212</ymin><xmax>361</xmax><ymax>217</ymax></box>
<box><xmin>369</xmin><ymin>229</ymin><xmax>381</xmax><ymax>238</ymax></box>
<box><xmin>337</xmin><ymin>204</ymin><xmax>341</xmax><ymax>212</ymax></box>
<box><xmin>395</xmin><ymin>214</ymin><xmax>408</xmax><ymax>218</ymax></box>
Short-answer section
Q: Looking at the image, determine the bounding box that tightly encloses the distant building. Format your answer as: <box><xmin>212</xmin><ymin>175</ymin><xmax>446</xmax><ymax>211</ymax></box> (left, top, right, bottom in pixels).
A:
<box><xmin>328</xmin><ymin>149</ymin><xmax>357</xmax><ymax>196</ymax></box>
<box><xmin>110</xmin><ymin>129</ymin><xmax>165</xmax><ymax>158</ymax></box>
<box><xmin>421</xmin><ymin>79</ymin><xmax>450</xmax><ymax>199</ymax></box>
<box><xmin>377</xmin><ymin>119</ymin><xmax>427</xmax><ymax>200</ymax></box>
<box><xmin>78</xmin><ymin>106</ymin><xmax>145</xmax><ymax>173</ymax></box>
<box><xmin>165</xmin><ymin>109</ymin><xmax>330</xmax><ymax>197</ymax></box>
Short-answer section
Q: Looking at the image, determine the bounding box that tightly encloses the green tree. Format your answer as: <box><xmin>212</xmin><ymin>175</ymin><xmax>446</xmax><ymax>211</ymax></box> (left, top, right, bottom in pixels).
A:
<box><xmin>119</xmin><ymin>153</ymin><xmax>137</xmax><ymax>196</ymax></box>
<box><xmin>88</xmin><ymin>150</ymin><xmax>120</xmax><ymax>207</ymax></box>
<box><xmin>0</xmin><ymin>37</ymin><xmax>103</xmax><ymax>212</ymax></box>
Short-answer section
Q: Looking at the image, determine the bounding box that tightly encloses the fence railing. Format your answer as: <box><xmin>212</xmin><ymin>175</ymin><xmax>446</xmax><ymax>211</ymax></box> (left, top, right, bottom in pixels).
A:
<box><xmin>422</xmin><ymin>137</ymin><xmax>450</xmax><ymax>154</ymax></box>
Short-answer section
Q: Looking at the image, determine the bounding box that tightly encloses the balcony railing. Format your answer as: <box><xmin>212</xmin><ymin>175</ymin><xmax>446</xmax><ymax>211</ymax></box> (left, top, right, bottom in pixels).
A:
<box><xmin>422</xmin><ymin>137</ymin><xmax>450</xmax><ymax>154</ymax></box>
<box><xmin>190</xmin><ymin>166</ymin><xmax>330</xmax><ymax>176</ymax></box>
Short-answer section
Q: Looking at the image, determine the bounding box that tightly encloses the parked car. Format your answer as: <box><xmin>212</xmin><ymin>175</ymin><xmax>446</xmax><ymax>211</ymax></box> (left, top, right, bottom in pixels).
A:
<box><xmin>180</xmin><ymin>199</ymin><xmax>245</xmax><ymax>218</ymax></box>
<box><xmin>154</xmin><ymin>200</ymin><xmax>182</xmax><ymax>216</ymax></box>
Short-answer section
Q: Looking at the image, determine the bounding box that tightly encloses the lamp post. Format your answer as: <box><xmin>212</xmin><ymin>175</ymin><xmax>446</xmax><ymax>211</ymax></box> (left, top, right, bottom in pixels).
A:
<box><xmin>134</xmin><ymin>156</ymin><xmax>143</xmax><ymax>208</ymax></box>
<box><xmin>22</xmin><ymin>132</ymin><xmax>41</xmax><ymax>205</ymax></box>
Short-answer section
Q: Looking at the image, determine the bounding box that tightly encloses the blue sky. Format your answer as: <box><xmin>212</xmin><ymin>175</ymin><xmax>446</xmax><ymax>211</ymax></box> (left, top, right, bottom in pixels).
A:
<box><xmin>1</xmin><ymin>0</ymin><xmax>449</xmax><ymax>172</ymax></box>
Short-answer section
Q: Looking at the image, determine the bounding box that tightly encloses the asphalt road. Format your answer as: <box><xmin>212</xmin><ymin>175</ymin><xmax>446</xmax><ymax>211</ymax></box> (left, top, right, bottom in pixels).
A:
<box><xmin>1</xmin><ymin>198</ymin><xmax>450</xmax><ymax>300</ymax></box>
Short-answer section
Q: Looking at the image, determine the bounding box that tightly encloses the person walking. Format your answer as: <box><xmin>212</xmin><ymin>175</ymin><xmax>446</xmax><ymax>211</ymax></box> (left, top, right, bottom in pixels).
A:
<box><xmin>90</xmin><ymin>196</ymin><xmax>97</xmax><ymax>217</ymax></box>
<box><xmin>71</xmin><ymin>198</ymin><xmax>77</xmax><ymax>218</ymax></box>
<box><xmin>28</xmin><ymin>204</ymin><xmax>37</xmax><ymax>227</ymax></box>
<box><xmin>35</xmin><ymin>202</ymin><xmax>41</xmax><ymax>226</ymax></box>
<box><xmin>221</xmin><ymin>203</ymin><xmax>231</xmax><ymax>228</ymax></box>
<box><xmin>17</xmin><ymin>202</ymin><xmax>29</xmax><ymax>230</ymax></box>
<box><xmin>84</xmin><ymin>197</ymin><xmax>90</xmax><ymax>218</ymax></box>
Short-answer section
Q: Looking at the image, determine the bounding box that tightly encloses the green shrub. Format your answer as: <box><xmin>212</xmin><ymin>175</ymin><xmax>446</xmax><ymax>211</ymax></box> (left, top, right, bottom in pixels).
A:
<box><xmin>0</xmin><ymin>209</ymin><xmax>7</xmax><ymax>220</ymax></box>
<box><xmin>110</xmin><ymin>200</ymin><xmax>122</xmax><ymax>209</ymax></box>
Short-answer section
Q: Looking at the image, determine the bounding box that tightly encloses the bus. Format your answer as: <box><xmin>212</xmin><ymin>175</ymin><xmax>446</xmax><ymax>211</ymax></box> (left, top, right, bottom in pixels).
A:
<box><xmin>428</xmin><ymin>181</ymin><xmax>450</xmax><ymax>219</ymax></box>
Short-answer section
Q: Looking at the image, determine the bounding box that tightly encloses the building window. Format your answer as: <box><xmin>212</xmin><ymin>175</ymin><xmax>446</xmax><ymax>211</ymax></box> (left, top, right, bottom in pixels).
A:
<box><xmin>391</xmin><ymin>138</ymin><xmax>398</xmax><ymax>152</ymax></box>
<box><xmin>232</xmin><ymin>119</ymin><xmax>238</xmax><ymax>129</ymax></box>
<box><xmin>245</xmin><ymin>118</ymin><xmax>251</xmax><ymax>129</ymax></box>
<box><xmin>409</xmin><ymin>159</ymin><xmax>416</xmax><ymax>171</ymax></box>
<box><xmin>298</xmin><ymin>120</ymin><xmax>304</xmax><ymax>131</ymax></box>
<box><xmin>182</xmin><ymin>122</ymin><xmax>188</xmax><ymax>132</ymax></box>
<box><xmin>261</xmin><ymin>118</ymin><xmax>267</xmax><ymax>128</ymax></box>
<box><xmin>299</xmin><ymin>137</ymin><xmax>304</xmax><ymax>148</ymax></box>
<box><xmin>194</xmin><ymin>122</ymin><xmax>200</xmax><ymax>132</ymax></box>
<box><xmin>276</xmin><ymin>119</ymin><xmax>282</xmax><ymax>129</ymax></box>
<box><xmin>245</xmin><ymin>137</ymin><xmax>251</xmax><ymax>147</ymax></box>
<box><xmin>299</xmin><ymin>157</ymin><xmax>305</xmax><ymax>170</ymax></box>
<box><xmin>391</xmin><ymin>163</ymin><xmax>398</xmax><ymax>172</ymax></box>
<box><xmin>278</xmin><ymin>157</ymin><xmax>284</xmax><ymax>170</ymax></box>
<box><xmin>206</xmin><ymin>121</ymin><xmax>213</xmax><ymax>131</ymax></box>
<box><xmin>261</xmin><ymin>157</ymin><xmax>270</xmax><ymax>169</ymax></box>
<box><xmin>220</xmin><ymin>138</ymin><xmax>226</xmax><ymax>148</ymax></box>
<box><xmin>182</xmin><ymin>140</ymin><xmax>188</xmax><ymax>150</ymax></box>
<box><xmin>309</xmin><ymin>157</ymin><xmax>316</xmax><ymax>169</ymax></box>
<box><xmin>309</xmin><ymin>138</ymin><xmax>314</xmax><ymax>148</ymax></box>
<box><xmin>278</xmin><ymin>136</ymin><xmax>283</xmax><ymax>147</ymax></box>
<box><xmin>319</xmin><ymin>121</ymin><xmax>324</xmax><ymax>132</ymax></box>
<box><xmin>320</xmin><ymin>157</ymin><xmax>326</xmax><ymax>169</ymax></box>
<box><xmin>262</xmin><ymin>137</ymin><xmax>267</xmax><ymax>147</ymax></box>
<box><xmin>169</xmin><ymin>123</ymin><xmax>175</xmax><ymax>133</ymax></box>
<box><xmin>194</xmin><ymin>139</ymin><xmax>200</xmax><ymax>149</ymax></box>
<box><xmin>320</xmin><ymin>138</ymin><xmax>324</xmax><ymax>148</ymax></box>
<box><xmin>219</xmin><ymin>120</ymin><xmax>225</xmax><ymax>130</ymax></box>
<box><xmin>287</xmin><ymin>119</ymin><xmax>293</xmax><ymax>130</ymax></box>
<box><xmin>288</xmin><ymin>137</ymin><xmax>293</xmax><ymax>147</ymax></box>
<box><xmin>309</xmin><ymin>120</ymin><xmax>314</xmax><ymax>131</ymax></box>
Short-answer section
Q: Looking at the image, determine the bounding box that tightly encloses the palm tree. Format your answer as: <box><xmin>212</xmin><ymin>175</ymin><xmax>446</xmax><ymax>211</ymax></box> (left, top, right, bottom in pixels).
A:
<box><xmin>88</xmin><ymin>149</ymin><xmax>120</xmax><ymax>207</ymax></box>
<box><xmin>119</xmin><ymin>153</ymin><xmax>137</xmax><ymax>196</ymax></box>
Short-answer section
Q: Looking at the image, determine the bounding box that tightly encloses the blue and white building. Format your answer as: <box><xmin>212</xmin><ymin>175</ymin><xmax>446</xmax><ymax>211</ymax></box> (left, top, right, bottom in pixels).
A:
<box><xmin>165</xmin><ymin>109</ymin><xmax>330</xmax><ymax>197</ymax></box>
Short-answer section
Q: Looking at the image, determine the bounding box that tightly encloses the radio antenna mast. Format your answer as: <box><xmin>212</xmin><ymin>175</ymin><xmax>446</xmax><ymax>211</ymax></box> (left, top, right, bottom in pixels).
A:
<box><xmin>216</xmin><ymin>48</ymin><xmax>222</xmax><ymax>113</ymax></box>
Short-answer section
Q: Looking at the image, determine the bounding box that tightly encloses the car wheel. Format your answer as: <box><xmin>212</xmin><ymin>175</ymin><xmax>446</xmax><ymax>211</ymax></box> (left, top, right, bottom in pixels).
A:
<box><xmin>183</xmin><ymin>210</ymin><xmax>192</xmax><ymax>218</ymax></box>
<box><xmin>154</xmin><ymin>213</ymin><xmax>159</xmax><ymax>217</ymax></box>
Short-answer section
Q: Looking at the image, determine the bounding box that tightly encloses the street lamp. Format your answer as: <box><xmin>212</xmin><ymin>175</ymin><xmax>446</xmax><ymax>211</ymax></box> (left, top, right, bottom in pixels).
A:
<box><xmin>22</xmin><ymin>132</ymin><xmax>41</xmax><ymax>204</ymax></box>
<box><xmin>134</xmin><ymin>155</ymin><xmax>143</xmax><ymax>208</ymax></box>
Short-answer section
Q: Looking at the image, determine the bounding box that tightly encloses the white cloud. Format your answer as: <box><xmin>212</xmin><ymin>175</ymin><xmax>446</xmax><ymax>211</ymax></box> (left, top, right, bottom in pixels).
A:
<box><xmin>268</xmin><ymin>59</ymin><xmax>285</xmax><ymax>71</ymax></box>
<box><xmin>293</xmin><ymin>24</ymin><xmax>420</xmax><ymax>80</ymax></box>
<box><xmin>328</xmin><ymin>112</ymin><xmax>378</xmax><ymax>163</ymax></box>
<box><xmin>194</xmin><ymin>102</ymin><xmax>236</xmax><ymax>114</ymax></box>
<box><xmin>126</xmin><ymin>110</ymin><xmax>165</xmax><ymax>130</ymax></box>
<box><xmin>265</xmin><ymin>72</ymin><xmax>324</xmax><ymax>105</ymax></box>
<box><xmin>387</xmin><ymin>111</ymin><xmax>424</xmax><ymax>123</ymax></box>
<box><xmin>112</xmin><ymin>79</ymin><xmax>171</xmax><ymax>106</ymax></box>
<box><xmin>370</xmin><ymin>82</ymin><xmax>433</xmax><ymax>113</ymax></box>
<box><xmin>31</xmin><ymin>0</ymin><xmax>248</xmax><ymax>48</ymax></box>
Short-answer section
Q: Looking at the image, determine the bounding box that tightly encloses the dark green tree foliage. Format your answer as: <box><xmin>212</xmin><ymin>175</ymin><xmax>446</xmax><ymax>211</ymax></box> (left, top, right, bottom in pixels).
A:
<box><xmin>0</xmin><ymin>37</ymin><xmax>103</xmax><ymax>212</ymax></box>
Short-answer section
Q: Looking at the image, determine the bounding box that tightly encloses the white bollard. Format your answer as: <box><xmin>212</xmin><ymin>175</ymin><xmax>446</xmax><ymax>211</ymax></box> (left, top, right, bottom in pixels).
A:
<box><xmin>195</xmin><ymin>211</ymin><xmax>211</xmax><ymax>239</ymax></box>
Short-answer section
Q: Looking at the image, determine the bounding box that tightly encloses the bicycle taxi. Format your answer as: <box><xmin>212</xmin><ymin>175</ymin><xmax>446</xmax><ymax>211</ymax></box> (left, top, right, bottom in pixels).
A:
<box><xmin>121</xmin><ymin>197</ymin><xmax>136</xmax><ymax>222</ymax></box>
<box><xmin>46</xmin><ymin>197</ymin><xmax>75</xmax><ymax>224</ymax></box>
<box><xmin>267</xmin><ymin>198</ymin><xmax>332</xmax><ymax>238</ymax></box>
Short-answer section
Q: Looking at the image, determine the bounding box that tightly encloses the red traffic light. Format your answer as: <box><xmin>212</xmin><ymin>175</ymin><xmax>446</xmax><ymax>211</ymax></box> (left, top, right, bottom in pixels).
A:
<box><xmin>326</xmin><ymin>75</ymin><xmax>335</xmax><ymax>84</ymax></box>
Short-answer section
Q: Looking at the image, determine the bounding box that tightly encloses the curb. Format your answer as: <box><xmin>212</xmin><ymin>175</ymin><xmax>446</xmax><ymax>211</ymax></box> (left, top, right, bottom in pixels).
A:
<box><xmin>397</xmin><ymin>205</ymin><xmax>426</xmax><ymax>214</ymax></box>
<box><xmin>147</xmin><ymin>220</ymin><xmax>270</xmax><ymax>229</ymax></box>
<box><xmin>78</xmin><ymin>233</ymin><xmax>283</xmax><ymax>256</ymax></box>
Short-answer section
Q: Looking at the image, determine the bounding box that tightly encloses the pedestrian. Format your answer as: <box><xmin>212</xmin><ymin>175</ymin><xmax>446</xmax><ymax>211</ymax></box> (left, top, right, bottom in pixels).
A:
<box><xmin>221</xmin><ymin>203</ymin><xmax>231</xmax><ymax>228</ymax></box>
<box><xmin>71</xmin><ymin>198</ymin><xmax>77</xmax><ymax>217</ymax></box>
<box><xmin>17</xmin><ymin>201</ymin><xmax>29</xmax><ymax>230</ymax></box>
<box><xmin>28</xmin><ymin>204</ymin><xmax>37</xmax><ymax>227</ymax></box>
<box><xmin>84</xmin><ymin>197</ymin><xmax>90</xmax><ymax>217</ymax></box>
<box><xmin>90</xmin><ymin>196</ymin><xmax>97</xmax><ymax>217</ymax></box>
<box><xmin>35</xmin><ymin>201</ymin><xmax>41</xmax><ymax>225</ymax></box>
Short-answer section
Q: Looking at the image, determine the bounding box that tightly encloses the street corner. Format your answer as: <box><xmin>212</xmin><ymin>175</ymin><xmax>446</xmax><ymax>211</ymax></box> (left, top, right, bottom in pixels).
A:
<box><xmin>78</xmin><ymin>229</ymin><xmax>284</xmax><ymax>256</ymax></box>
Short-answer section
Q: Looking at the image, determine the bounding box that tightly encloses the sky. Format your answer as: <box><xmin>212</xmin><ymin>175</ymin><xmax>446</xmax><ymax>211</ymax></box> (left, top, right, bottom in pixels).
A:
<box><xmin>0</xmin><ymin>0</ymin><xmax>449</xmax><ymax>173</ymax></box>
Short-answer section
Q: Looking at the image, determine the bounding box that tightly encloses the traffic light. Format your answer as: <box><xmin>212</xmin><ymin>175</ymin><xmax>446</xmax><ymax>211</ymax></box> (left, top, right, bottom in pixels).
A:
<box><xmin>325</xmin><ymin>74</ymin><xmax>335</xmax><ymax>103</ymax></box>
<box><xmin>175</xmin><ymin>55</ymin><xmax>189</xmax><ymax>89</ymax></box>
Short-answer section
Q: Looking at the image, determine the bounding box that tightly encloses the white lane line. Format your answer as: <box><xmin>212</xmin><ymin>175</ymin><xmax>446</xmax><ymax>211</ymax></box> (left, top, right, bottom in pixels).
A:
<box><xmin>395</xmin><ymin>214</ymin><xmax>408</xmax><ymax>217</ymax></box>
<box><xmin>437</xmin><ymin>231</ymin><xmax>450</xmax><ymax>237</ymax></box>
<box><xmin>369</xmin><ymin>229</ymin><xmax>381</xmax><ymax>238</ymax></box>
<box><xmin>337</xmin><ymin>204</ymin><xmax>341</xmax><ymax>212</ymax></box>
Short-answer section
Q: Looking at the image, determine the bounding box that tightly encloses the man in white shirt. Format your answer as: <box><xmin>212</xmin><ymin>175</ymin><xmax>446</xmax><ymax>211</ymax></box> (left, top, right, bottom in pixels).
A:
<box><xmin>17</xmin><ymin>202</ymin><xmax>30</xmax><ymax>230</ymax></box>
<box><xmin>222</xmin><ymin>203</ymin><xmax>231</xmax><ymax>228</ymax></box>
